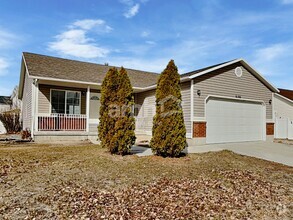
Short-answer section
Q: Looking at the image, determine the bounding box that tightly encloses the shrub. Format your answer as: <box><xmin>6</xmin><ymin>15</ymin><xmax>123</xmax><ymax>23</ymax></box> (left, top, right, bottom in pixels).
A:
<box><xmin>0</xmin><ymin>109</ymin><xmax>22</xmax><ymax>134</ymax></box>
<box><xmin>150</xmin><ymin>60</ymin><xmax>186</xmax><ymax>157</ymax></box>
<box><xmin>98</xmin><ymin>67</ymin><xmax>136</xmax><ymax>155</ymax></box>
<box><xmin>98</xmin><ymin>68</ymin><xmax>120</xmax><ymax>151</ymax></box>
<box><xmin>112</xmin><ymin>67</ymin><xmax>136</xmax><ymax>154</ymax></box>
<box><xmin>21</xmin><ymin>128</ymin><xmax>31</xmax><ymax>140</ymax></box>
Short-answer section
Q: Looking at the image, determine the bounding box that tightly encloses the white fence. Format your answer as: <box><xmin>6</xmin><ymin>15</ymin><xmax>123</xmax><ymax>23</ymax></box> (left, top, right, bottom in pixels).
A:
<box><xmin>275</xmin><ymin>117</ymin><xmax>293</xmax><ymax>140</ymax></box>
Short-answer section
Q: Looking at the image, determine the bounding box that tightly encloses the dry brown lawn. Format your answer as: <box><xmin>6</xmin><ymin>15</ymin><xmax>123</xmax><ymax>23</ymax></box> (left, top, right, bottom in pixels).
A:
<box><xmin>0</xmin><ymin>142</ymin><xmax>292</xmax><ymax>219</ymax></box>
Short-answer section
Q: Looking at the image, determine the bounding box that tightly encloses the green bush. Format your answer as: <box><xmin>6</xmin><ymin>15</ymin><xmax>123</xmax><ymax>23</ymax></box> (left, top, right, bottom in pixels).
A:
<box><xmin>150</xmin><ymin>60</ymin><xmax>186</xmax><ymax>157</ymax></box>
<box><xmin>98</xmin><ymin>67</ymin><xmax>136</xmax><ymax>155</ymax></box>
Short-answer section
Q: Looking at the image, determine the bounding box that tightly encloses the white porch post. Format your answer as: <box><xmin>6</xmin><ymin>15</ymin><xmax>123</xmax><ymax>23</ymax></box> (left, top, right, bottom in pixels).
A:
<box><xmin>34</xmin><ymin>80</ymin><xmax>39</xmax><ymax>132</ymax></box>
<box><xmin>31</xmin><ymin>79</ymin><xmax>38</xmax><ymax>138</ymax></box>
<box><xmin>86</xmin><ymin>86</ymin><xmax>90</xmax><ymax>132</ymax></box>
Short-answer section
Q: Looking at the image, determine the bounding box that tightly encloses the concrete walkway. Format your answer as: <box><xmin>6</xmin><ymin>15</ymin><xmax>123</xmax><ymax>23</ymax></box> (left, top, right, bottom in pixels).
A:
<box><xmin>132</xmin><ymin>141</ymin><xmax>293</xmax><ymax>167</ymax></box>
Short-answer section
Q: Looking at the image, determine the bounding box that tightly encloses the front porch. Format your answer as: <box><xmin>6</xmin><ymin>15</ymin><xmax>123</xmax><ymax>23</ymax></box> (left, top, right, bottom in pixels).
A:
<box><xmin>31</xmin><ymin>79</ymin><xmax>101</xmax><ymax>138</ymax></box>
<box><xmin>31</xmin><ymin>79</ymin><xmax>151</xmax><ymax>141</ymax></box>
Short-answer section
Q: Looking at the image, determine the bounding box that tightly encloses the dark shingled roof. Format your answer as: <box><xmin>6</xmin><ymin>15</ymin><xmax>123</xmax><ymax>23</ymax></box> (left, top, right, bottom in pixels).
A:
<box><xmin>23</xmin><ymin>52</ymin><xmax>239</xmax><ymax>88</ymax></box>
<box><xmin>23</xmin><ymin>52</ymin><xmax>160</xmax><ymax>88</ymax></box>
<box><xmin>278</xmin><ymin>88</ymin><xmax>293</xmax><ymax>101</ymax></box>
<box><xmin>180</xmin><ymin>59</ymin><xmax>237</xmax><ymax>78</ymax></box>
<box><xmin>0</xmin><ymin>96</ymin><xmax>11</xmax><ymax>105</ymax></box>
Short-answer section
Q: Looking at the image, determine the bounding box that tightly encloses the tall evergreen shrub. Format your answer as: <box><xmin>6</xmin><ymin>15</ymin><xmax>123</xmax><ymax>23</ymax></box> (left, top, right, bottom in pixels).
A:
<box><xmin>150</xmin><ymin>60</ymin><xmax>186</xmax><ymax>157</ymax></box>
<box><xmin>98</xmin><ymin>67</ymin><xmax>136</xmax><ymax>155</ymax></box>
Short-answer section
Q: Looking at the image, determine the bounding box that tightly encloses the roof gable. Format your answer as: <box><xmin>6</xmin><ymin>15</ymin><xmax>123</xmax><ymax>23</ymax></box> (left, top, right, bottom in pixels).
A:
<box><xmin>184</xmin><ymin>59</ymin><xmax>279</xmax><ymax>93</ymax></box>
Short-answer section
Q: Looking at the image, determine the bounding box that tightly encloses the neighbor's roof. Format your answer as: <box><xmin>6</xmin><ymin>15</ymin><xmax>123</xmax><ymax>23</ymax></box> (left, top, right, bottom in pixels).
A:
<box><xmin>0</xmin><ymin>96</ymin><xmax>11</xmax><ymax>105</ymax></box>
<box><xmin>278</xmin><ymin>88</ymin><xmax>293</xmax><ymax>101</ymax></box>
<box><xmin>22</xmin><ymin>52</ymin><xmax>160</xmax><ymax>88</ymax></box>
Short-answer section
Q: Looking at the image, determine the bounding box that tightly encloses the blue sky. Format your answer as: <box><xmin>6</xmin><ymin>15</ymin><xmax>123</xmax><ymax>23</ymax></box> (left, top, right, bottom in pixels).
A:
<box><xmin>0</xmin><ymin>0</ymin><xmax>293</xmax><ymax>95</ymax></box>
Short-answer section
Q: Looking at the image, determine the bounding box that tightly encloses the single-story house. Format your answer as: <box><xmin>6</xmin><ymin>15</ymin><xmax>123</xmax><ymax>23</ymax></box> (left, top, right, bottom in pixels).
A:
<box><xmin>19</xmin><ymin>52</ymin><xmax>280</xmax><ymax>144</ymax></box>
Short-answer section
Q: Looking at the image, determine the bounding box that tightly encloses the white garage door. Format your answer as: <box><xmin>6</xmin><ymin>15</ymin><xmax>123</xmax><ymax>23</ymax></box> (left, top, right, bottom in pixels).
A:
<box><xmin>206</xmin><ymin>97</ymin><xmax>265</xmax><ymax>144</ymax></box>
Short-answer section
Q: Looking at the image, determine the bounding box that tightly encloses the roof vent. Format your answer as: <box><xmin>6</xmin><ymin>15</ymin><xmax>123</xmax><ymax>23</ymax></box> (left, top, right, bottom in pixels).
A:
<box><xmin>235</xmin><ymin>67</ymin><xmax>242</xmax><ymax>77</ymax></box>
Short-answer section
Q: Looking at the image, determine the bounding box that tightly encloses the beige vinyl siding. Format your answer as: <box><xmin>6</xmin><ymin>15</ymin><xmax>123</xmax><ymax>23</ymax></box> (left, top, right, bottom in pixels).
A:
<box><xmin>181</xmin><ymin>81</ymin><xmax>192</xmax><ymax>136</ymax></box>
<box><xmin>135</xmin><ymin>89</ymin><xmax>156</xmax><ymax>132</ymax></box>
<box><xmin>135</xmin><ymin>82</ymin><xmax>191</xmax><ymax>136</ymax></box>
<box><xmin>22</xmin><ymin>70</ymin><xmax>33</xmax><ymax>130</ymax></box>
<box><xmin>193</xmin><ymin>63</ymin><xmax>273</xmax><ymax>120</ymax></box>
<box><xmin>38</xmin><ymin>84</ymin><xmax>86</xmax><ymax>114</ymax></box>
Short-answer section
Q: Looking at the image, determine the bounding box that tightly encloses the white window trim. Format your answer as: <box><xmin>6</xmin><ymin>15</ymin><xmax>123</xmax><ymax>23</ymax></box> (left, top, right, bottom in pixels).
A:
<box><xmin>50</xmin><ymin>89</ymin><xmax>82</xmax><ymax>115</ymax></box>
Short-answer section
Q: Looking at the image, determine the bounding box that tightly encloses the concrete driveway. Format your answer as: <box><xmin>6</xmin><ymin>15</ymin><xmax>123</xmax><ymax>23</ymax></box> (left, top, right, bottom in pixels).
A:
<box><xmin>187</xmin><ymin>141</ymin><xmax>293</xmax><ymax>166</ymax></box>
<box><xmin>133</xmin><ymin>141</ymin><xmax>293</xmax><ymax>167</ymax></box>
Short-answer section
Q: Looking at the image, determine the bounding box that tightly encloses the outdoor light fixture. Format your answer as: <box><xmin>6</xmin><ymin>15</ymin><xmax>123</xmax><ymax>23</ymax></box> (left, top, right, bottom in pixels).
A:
<box><xmin>197</xmin><ymin>90</ymin><xmax>201</xmax><ymax>96</ymax></box>
<box><xmin>81</xmin><ymin>91</ymin><xmax>86</xmax><ymax>96</ymax></box>
<box><xmin>269</xmin><ymin>99</ymin><xmax>272</xmax><ymax>105</ymax></box>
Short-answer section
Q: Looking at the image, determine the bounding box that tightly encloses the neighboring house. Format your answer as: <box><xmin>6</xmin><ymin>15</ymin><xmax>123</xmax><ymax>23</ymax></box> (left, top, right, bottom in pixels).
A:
<box><xmin>19</xmin><ymin>52</ymin><xmax>280</xmax><ymax>144</ymax></box>
<box><xmin>11</xmin><ymin>86</ymin><xmax>22</xmax><ymax>110</ymax></box>
<box><xmin>274</xmin><ymin>89</ymin><xmax>293</xmax><ymax>120</ymax></box>
<box><xmin>0</xmin><ymin>96</ymin><xmax>12</xmax><ymax>134</ymax></box>
<box><xmin>273</xmin><ymin>89</ymin><xmax>293</xmax><ymax>140</ymax></box>
<box><xmin>279</xmin><ymin>88</ymin><xmax>293</xmax><ymax>101</ymax></box>
<box><xmin>0</xmin><ymin>96</ymin><xmax>11</xmax><ymax>113</ymax></box>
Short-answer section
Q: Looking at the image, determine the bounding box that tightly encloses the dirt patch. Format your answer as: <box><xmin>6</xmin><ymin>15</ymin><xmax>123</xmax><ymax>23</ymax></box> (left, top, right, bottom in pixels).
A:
<box><xmin>0</xmin><ymin>144</ymin><xmax>292</xmax><ymax>219</ymax></box>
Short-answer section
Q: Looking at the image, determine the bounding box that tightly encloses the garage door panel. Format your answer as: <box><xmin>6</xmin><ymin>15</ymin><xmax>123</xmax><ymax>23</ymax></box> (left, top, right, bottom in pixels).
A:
<box><xmin>206</xmin><ymin>98</ymin><xmax>264</xmax><ymax>144</ymax></box>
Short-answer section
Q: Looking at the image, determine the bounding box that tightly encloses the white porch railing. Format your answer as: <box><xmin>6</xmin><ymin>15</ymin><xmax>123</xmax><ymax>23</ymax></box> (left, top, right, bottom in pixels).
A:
<box><xmin>38</xmin><ymin>114</ymin><xmax>87</xmax><ymax>131</ymax></box>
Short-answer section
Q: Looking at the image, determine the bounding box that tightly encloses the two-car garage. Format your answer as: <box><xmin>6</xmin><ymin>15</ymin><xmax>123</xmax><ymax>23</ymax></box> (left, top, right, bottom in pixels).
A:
<box><xmin>206</xmin><ymin>96</ymin><xmax>266</xmax><ymax>144</ymax></box>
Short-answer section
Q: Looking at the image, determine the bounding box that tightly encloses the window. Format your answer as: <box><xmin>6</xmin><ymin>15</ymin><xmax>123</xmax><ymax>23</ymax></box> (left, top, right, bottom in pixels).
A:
<box><xmin>66</xmin><ymin>91</ymin><xmax>80</xmax><ymax>114</ymax></box>
<box><xmin>51</xmin><ymin>90</ymin><xmax>81</xmax><ymax>114</ymax></box>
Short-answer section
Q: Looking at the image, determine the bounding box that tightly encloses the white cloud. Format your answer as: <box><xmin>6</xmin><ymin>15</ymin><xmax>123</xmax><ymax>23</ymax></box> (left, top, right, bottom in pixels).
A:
<box><xmin>48</xmin><ymin>19</ymin><xmax>111</xmax><ymax>59</ymax></box>
<box><xmin>251</xmin><ymin>43</ymin><xmax>293</xmax><ymax>77</ymax></box>
<box><xmin>71</xmin><ymin>19</ymin><xmax>112</xmax><ymax>32</ymax></box>
<box><xmin>0</xmin><ymin>57</ymin><xmax>9</xmax><ymax>76</ymax></box>
<box><xmin>146</xmin><ymin>40</ymin><xmax>156</xmax><ymax>45</ymax></box>
<box><xmin>0</xmin><ymin>29</ymin><xmax>18</xmax><ymax>49</ymax></box>
<box><xmin>255</xmin><ymin>44</ymin><xmax>287</xmax><ymax>61</ymax></box>
<box><xmin>281</xmin><ymin>0</ymin><xmax>293</xmax><ymax>4</ymax></box>
<box><xmin>124</xmin><ymin>3</ymin><xmax>140</xmax><ymax>18</ymax></box>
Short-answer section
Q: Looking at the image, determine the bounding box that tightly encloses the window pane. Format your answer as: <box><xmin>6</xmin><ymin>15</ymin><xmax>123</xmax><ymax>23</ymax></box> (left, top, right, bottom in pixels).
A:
<box><xmin>51</xmin><ymin>90</ymin><xmax>65</xmax><ymax>114</ymax></box>
<box><xmin>66</xmin><ymin>91</ymin><xmax>81</xmax><ymax>114</ymax></box>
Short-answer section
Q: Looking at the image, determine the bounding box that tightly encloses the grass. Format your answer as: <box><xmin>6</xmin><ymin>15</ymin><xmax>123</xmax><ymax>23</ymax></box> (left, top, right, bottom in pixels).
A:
<box><xmin>0</xmin><ymin>142</ymin><xmax>292</xmax><ymax>219</ymax></box>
